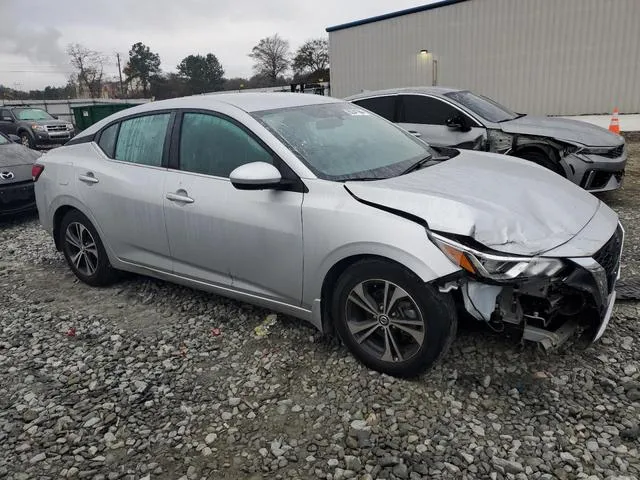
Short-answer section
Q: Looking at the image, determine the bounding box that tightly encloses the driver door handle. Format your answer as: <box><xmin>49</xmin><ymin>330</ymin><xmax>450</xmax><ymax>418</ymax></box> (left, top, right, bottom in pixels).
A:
<box><xmin>166</xmin><ymin>191</ymin><xmax>195</xmax><ymax>204</ymax></box>
<box><xmin>79</xmin><ymin>173</ymin><xmax>99</xmax><ymax>184</ymax></box>
<box><xmin>408</xmin><ymin>131</ymin><xmax>422</xmax><ymax>137</ymax></box>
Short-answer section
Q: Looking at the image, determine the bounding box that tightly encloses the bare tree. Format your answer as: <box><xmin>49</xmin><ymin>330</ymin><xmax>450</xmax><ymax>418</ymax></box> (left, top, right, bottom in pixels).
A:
<box><xmin>248</xmin><ymin>34</ymin><xmax>290</xmax><ymax>84</ymax></box>
<box><xmin>66</xmin><ymin>43</ymin><xmax>106</xmax><ymax>98</ymax></box>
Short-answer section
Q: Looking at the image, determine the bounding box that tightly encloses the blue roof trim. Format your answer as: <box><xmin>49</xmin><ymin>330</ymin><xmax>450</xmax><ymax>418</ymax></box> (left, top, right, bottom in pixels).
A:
<box><xmin>326</xmin><ymin>0</ymin><xmax>471</xmax><ymax>32</ymax></box>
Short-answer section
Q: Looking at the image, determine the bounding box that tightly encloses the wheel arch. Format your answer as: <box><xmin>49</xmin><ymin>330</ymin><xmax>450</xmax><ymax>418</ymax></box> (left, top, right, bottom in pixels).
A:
<box><xmin>510</xmin><ymin>141</ymin><xmax>566</xmax><ymax>176</ymax></box>
<box><xmin>16</xmin><ymin>126</ymin><xmax>33</xmax><ymax>137</ymax></box>
<box><xmin>52</xmin><ymin>205</ymin><xmax>77</xmax><ymax>250</ymax></box>
<box><xmin>50</xmin><ymin>200</ymin><xmax>106</xmax><ymax>254</ymax></box>
<box><xmin>318</xmin><ymin>253</ymin><xmax>444</xmax><ymax>335</ymax></box>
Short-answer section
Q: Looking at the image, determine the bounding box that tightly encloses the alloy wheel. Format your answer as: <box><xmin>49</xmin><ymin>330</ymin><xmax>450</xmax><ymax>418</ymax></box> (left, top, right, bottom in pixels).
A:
<box><xmin>65</xmin><ymin>222</ymin><xmax>99</xmax><ymax>276</ymax></box>
<box><xmin>21</xmin><ymin>135</ymin><xmax>31</xmax><ymax>148</ymax></box>
<box><xmin>345</xmin><ymin>279</ymin><xmax>425</xmax><ymax>362</ymax></box>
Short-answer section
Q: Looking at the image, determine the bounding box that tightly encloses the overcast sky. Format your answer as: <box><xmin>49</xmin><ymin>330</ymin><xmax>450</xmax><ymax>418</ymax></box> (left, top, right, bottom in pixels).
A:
<box><xmin>0</xmin><ymin>0</ymin><xmax>432</xmax><ymax>90</ymax></box>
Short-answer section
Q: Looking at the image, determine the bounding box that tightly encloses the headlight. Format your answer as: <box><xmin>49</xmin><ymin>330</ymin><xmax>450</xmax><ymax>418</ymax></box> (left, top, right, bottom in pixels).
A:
<box><xmin>66</xmin><ymin>123</ymin><xmax>74</xmax><ymax>130</ymax></box>
<box><xmin>431</xmin><ymin>233</ymin><xmax>564</xmax><ymax>281</ymax></box>
<box><xmin>487</xmin><ymin>130</ymin><xmax>513</xmax><ymax>153</ymax></box>
<box><xmin>579</xmin><ymin>146</ymin><xmax>619</xmax><ymax>155</ymax></box>
<box><xmin>31</xmin><ymin>124</ymin><xmax>46</xmax><ymax>132</ymax></box>
<box><xmin>561</xmin><ymin>142</ymin><xmax>623</xmax><ymax>157</ymax></box>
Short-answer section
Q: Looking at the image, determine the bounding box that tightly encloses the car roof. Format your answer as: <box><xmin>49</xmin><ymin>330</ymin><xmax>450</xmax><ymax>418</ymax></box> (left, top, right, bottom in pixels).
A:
<box><xmin>136</xmin><ymin>92</ymin><xmax>341</xmax><ymax>114</ymax></box>
<box><xmin>345</xmin><ymin>86</ymin><xmax>463</xmax><ymax>101</ymax></box>
<box><xmin>76</xmin><ymin>92</ymin><xmax>344</xmax><ymax>139</ymax></box>
<box><xmin>203</xmin><ymin>92</ymin><xmax>342</xmax><ymax>111</ymax></box>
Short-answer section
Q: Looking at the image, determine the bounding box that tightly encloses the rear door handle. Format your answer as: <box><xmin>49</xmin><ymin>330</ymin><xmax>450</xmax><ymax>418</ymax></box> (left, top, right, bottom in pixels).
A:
<box><xmin>79</xmin><ymin>173</ymin><xmax>99</xmax><ymax>184</ymax></box>
<box><xmin>166</xmin><ymin>192</ymin><xmax>195</xmax><ymax>204</ymax></box>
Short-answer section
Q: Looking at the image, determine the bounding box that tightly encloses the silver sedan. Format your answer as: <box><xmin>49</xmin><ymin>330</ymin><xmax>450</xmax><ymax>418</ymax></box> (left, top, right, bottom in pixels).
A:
<box><xmin>34</xmin><ymin>93</ymin><xmax>622</xmax><ymax>377</ymax></box>
<box><xmin>347</xmin><ymin>87</ymin><xmax>627</xmax><ymax>192</ymax></box>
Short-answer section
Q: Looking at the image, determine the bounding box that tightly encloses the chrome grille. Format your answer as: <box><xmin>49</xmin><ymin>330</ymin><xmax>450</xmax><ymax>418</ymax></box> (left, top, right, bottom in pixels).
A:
<box><xmin>600</xmin><ymin>144</ymin><xmax>624</xmax><ymax>158</ymax></box>
<box><xmin>46</xmin><ymin>125</ymin><xmax>67</xmax><ymax>132</ymax></box>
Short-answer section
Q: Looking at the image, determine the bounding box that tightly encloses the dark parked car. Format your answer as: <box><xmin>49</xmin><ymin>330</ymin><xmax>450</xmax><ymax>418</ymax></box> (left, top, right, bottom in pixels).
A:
<box><xmin>0</xmin><ymin>131</ymin><xmax>41</xmax><ymax>215</ymax></box>
<box><xmin>0</xmin><ymin>106</ymin><xmax>75</xmax><ymax>149</ymax></box>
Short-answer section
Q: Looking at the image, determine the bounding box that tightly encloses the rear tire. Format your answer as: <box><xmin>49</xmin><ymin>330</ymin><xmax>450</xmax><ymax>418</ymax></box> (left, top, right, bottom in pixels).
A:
<box><xmin>59</xmin><ymin>210</ymin><xmax>117</xmax><ymax>287</ymax></box>
<box><xmin>332</xmin><ymin>259</ymin><xmax>457</xmax><ymax>378</ymax></box>
<box><xmin>516</xmin><ymin>150</ymin><xmax>564</xmax><ymax>176</ymax></box>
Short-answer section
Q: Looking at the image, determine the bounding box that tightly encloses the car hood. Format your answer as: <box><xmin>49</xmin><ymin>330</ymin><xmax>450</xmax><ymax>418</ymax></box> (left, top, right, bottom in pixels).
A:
<box><xmin>345</xmin><ymin>151</ymin><xmax>602</xmax><ymax>256</ymax></box>
<box><xmin>0</xmin><ymin>143</ymin><xmax>42</xmax><ymax>167</ymax></box>
<box><xmin>23</xmin><ymin>119</ymin><xmax>68</xmax><ymax>127</ymax></box>
<box><xmin>500</xmin><ymin>115</ymin><xmax>623</xmax><ymax>147</ymax></box>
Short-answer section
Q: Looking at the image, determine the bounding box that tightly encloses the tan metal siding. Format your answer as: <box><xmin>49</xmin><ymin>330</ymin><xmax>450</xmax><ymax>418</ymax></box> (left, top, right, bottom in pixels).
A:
<box><xmin>329</xmin><ymin>0</ymin><xmax>640</xmax><ymax>115</ymax></box>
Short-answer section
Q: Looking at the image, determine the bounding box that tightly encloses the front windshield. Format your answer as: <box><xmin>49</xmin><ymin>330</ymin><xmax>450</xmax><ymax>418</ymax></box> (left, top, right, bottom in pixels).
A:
<box><xmin>0</xmin><ymin>133</ymin><xmax>9</xmax><ymax>145</ymax></box>
<box><xmin>444</xmin><ymin>91</ymin><xmax>518</xmax><ymax>123</ymax></box>
<box><xmin>253</xmin><ymin>102</ymin><xmax>432</xmax><ymax>181</ymax></box>
<box><xmin>14</xmin><ymin>108</ymin><xmax>54</xmax><ymax>121</ymax></box>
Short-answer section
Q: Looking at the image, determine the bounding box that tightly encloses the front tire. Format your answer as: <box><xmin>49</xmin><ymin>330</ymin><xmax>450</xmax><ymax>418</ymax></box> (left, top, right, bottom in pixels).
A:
<box><xmin>59</xmin><ymin>210</ymin><xmax>117</xmax><ymax>286</ymax></box>
<box><xmin>516</xmin><ymin>150</ymin><xmax>564</xmax><ymax>176</ymax></box>
<box><xmin>332</xmin><ymin>259</ymin><xmax>457</xmax><ymax>378</ymax></box>
<box><xmin>20</xmin><ymin>132</ymin><xmax>35</xmax><ymax>149</ymax></box>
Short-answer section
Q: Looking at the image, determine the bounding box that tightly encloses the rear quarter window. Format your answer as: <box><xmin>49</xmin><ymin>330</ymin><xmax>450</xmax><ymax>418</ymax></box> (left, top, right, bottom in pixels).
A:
<box><xmin>97</xmin><ymin>123</ymin><xmax>119</xmax><ymax>158</ymax></box>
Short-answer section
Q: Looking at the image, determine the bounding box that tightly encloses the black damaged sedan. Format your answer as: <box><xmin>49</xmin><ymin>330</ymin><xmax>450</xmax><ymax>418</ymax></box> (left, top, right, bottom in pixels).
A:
<box><xmin>0</xmin><ymin>132</ymin><xmax>41</xmax><ymax>216</ymax></box>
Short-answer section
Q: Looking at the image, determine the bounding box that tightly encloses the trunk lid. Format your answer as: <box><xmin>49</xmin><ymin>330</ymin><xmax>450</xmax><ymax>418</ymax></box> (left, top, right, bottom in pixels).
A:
<box><xmin>0</xmin><ymin>144</ymin><xmax>42</xmax><ymax>167</ymax></box>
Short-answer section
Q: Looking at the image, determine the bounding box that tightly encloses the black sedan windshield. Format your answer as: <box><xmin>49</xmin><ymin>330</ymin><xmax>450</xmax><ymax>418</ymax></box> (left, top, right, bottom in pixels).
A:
<box><xmin>444</xmin><ymin>91</ymin><xmax>518</xmax><ymax>123</ymax></box>
<box><xmin>253</xmin><ymin>103</ymin><xmax>433</xmax><ymax>181</ymax></box>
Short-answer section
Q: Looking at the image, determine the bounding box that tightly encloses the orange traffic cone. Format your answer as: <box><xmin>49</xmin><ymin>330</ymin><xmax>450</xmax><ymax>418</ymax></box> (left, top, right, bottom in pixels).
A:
<box><xmin>609</xmin><ymin>108</ymin><xmax>621</xmax><ymax>134</ymax></box>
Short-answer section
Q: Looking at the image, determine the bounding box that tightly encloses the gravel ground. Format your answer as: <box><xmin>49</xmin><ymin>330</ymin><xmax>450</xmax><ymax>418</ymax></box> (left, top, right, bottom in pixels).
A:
<box><xmin>1</xmin><ymin>142</ymin><xmax>639</xmax><ymax>480</ymax></box>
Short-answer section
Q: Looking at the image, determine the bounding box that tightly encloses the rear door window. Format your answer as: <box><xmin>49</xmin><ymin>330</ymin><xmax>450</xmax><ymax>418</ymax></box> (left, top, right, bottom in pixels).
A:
<box><xmin>352</xmin><ymin>96</ymin><xmax>397</xmax><ymax>121</ymax></box>
<box><xmin>115</xmin><ymin>114</ymin><xmax>171</xmax><ymax>167</ymax></box>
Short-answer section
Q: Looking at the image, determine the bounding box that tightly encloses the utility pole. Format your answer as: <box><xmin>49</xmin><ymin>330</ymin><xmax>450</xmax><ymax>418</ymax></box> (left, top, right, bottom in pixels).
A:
<box><xmin>116</xmin><ymin>53</ymin><xmax>124</xmax><ymax>97</ymax></box>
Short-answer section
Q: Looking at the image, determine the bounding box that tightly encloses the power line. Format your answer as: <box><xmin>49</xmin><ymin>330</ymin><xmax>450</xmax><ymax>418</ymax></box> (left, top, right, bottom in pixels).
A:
<box><xmin>0</xmin><ymin>70</ymin><xmax>75</xmax><ymax>73</ymax></box>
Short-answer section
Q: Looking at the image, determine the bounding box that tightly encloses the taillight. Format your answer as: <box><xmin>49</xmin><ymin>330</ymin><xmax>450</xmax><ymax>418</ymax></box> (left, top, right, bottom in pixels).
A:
<box><xmin>32</xmin><ymin>164</ymin><xmax>44</xmax><ymax>182</ymax></box>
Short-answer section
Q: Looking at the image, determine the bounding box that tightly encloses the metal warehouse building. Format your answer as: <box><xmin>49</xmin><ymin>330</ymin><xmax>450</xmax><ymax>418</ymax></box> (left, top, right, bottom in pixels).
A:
<box><xmin>327</xmin><ymin>0</ymin><xmax>640</xmax><ymax>115</ymax></box>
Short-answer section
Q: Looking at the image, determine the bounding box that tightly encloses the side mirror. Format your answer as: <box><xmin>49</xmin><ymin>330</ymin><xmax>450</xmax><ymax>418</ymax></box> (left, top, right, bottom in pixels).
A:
<box><xmin>2</xmin><ymin>116</ymin><xmax>14</xmax><ymax>122</ymax></box>
<box><xmin>445</xmin><ymin>116</ymin><xmax>463</xmax><ymax>130</ymax></box>
<box><xmin>51</xmin><ymin>115</ymin><xmax>58</xmax><ymax>119</ymax></box>
<box><xmin>446</xmin><ymin>115</ymin><xmax>471</xmax><ymax>132</ymax></box>
<box><xmin>8</xmin><ymin>134</ymin><xmax>21</xmax><ymax>143</ymax></box>
<box><xmin>230</xmin><ymin>162</ymin><xmax>282</xmax><ymax>190</ymax></box>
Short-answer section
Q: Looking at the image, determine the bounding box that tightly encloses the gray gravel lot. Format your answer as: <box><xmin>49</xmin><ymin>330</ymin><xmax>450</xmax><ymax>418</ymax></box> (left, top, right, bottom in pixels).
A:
<box><xmin>1</xmin><ymin>142</ymin><xmax>639</xmax><ymax>480</ymax></box>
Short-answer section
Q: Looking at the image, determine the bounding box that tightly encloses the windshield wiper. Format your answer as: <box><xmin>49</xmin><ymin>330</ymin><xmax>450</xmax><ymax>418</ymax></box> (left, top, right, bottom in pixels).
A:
<box><xmin>400</xmin><ymin>155</ymin><xmax>434</xmax><ymax>176</ymax></box>
<box><xmin>499</xmin><ymin>113</ymin><xmax>526</xmax><ymax>123</ymax></box>
<box><xmin>343</xmin><ymin>177</ymin><xmax>386</xmax><ymax>182</ymax></box>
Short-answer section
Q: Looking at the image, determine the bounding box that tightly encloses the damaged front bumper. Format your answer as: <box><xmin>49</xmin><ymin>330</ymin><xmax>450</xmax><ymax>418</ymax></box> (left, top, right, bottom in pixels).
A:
<box><xmin>458</xmin><ymin>224</ymin><xmax>624</xmax><ymax>349</ymax></box>
<box><xmin>564</xmin><ymin>150</ymin><xmax>627</xmax><ymax>193</ymax></box>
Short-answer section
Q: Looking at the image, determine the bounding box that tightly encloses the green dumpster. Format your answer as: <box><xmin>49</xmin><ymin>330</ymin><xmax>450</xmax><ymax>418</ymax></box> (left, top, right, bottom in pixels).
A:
<box><xmin>71</xmin><ymin>103</ymin><xmax>138</xmax><ymax>130</ymax></box>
